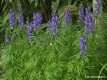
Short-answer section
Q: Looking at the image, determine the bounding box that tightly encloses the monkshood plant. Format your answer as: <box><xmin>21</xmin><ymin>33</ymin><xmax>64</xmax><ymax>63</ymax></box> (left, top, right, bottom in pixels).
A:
<box><xmin>32</xmin><ymin>12</ymin><xmax>42</xmax><ymax>29</ymax></box>
<box><xmin>80</xmin><ymin>35</ymin><xmax>87</xmax><ymax>57</ymax></box>
<box><xmin>6</xmin><ymin>6</ymin><xmax>92</xmax><ymax>57</ymax></box>
<box><xmin>8</xmin><ymin>9</ymin><xmax>15</xmax><ymax>30</ymax></box>
<box><xmin>64</xmin><ymin>7</ymin><xmax>72</xmax><ymax>25</ymax></box>
<box><xmin>48</xmin><ymin>13</ymin><xmax>58</xmax><ymax>36</ymax></box>
<box><xmin>26</xmin><ymin>18</ymin><xmax>32</xmax><ymax>41</ymax></box>
<box><xmin>1</xmin><ymin>2</ymin><xmax>107</xmax><ymax>80</ymax></box>
<box><xmin>1</xmin><ymin>15</ymin><xmax>89</xmax><ymax>80</ymax></box>
<box><xmin>18</xmin><ymin>13</ymin><xmax>24</xmax><ymax>31</ymax></box>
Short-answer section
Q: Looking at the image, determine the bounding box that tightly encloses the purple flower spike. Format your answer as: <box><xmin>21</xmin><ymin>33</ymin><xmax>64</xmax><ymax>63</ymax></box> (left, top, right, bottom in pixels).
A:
<box><xmin>8</xmin><ymin>9</ymin><xmax>15</xmax><ymax>29</ymax></box>
<box><xmin>32</xmin><ymin>12</ymin><xmax>42</xmax><ymax>28</ymax></box>
<box><xmin>18</xmin><ymin>14</ymin><xmax>23</xmax><ymax>31</ymax></box>
<box><xmin>64</xmin><ymin>8</ymin><xmax>72</xmax><ymax>25</ymax></box>
<box><xmin>85</xmin><ymin>13</ymin><xmax>94</xmax><ymax>33</ymax></box>
<box><xmin>85</xmin><ymin>8</ymin><xmax>89</xmax><ymax>16</ymax></box>
<box><xmin>80</xmin><ymin>35</ymin><xmax>86</xmax><ymax>57</ymax></box>
<box><xmin>48</xmin><ymin>14</ymin><xmax>58</xmax><ymax>36</ymax></box>
<box><xmin>78</xmin><ymin>4</ymin><xmax>85</xmax><ymax>22</ymax></box>
<box><xmin>26</xmin><ymin>18</ymin><xmax>32</xmax><ymax>41</ymax></box>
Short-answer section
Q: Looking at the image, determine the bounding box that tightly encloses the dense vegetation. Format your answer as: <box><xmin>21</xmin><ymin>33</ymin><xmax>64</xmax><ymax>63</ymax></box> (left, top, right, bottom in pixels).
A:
<box><xmin>0</xmin><ymin>0</ymin><xmax>107</xmax><ymax>80</ymax></box>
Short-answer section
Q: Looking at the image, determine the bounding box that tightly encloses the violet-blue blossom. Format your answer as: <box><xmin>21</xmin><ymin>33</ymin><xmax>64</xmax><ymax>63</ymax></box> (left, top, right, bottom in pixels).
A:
<box><xmin>80</xmin><ymin>35</ymin><xmax>86</xmax><ymax>57</ymax></box>
<box><xmin>18</xmin><ymin>14</ymin><xmax>23</xmax><ymax>31</ymax></box>
<box><xmin>26</xmin><ymin>18</ymin><xmax>32</xmax><ymax>41</ymax></box>
<box><xmin>32</xmin><ymin>12</ymin><xmax>42</xmax><ymax>28</ymax></box>
<box><xmin>85</xmin><ymin>13</ymin><xmax>94</xmax><ymax>33</ymax></box>
<box><xmin>85</xmin><ymin>8</ymin><xmax>90</xmax><ymax>16</ymax></box>
<box><xmin>78</xmin><ymin>4</ymin><xmax>85</xmax><ymax>22</ymax></box>
<box><xmin>48</xmin><ymin>14</ymin><xmax>58</xmax><ymax>36</ymax></box>
<box><xmin>64</xmin><ymin>8</ymin><xmax>72</xmax><ymax>25</ymax></box>
<box><xmin>8</xmin><ymin>9</ymin><xmax>15</xmax><ymax>29</ymax></box>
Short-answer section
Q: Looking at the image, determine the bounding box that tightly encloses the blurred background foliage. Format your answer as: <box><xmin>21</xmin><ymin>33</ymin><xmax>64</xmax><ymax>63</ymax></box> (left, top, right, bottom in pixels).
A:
<box><xmin>0</xmin><ymin>0</ymin><xmax>107</xmax><ymax>15</ymax></box>
<box><xmin>0</xmin><ymin>0</ymin><xmax>106</xmax><ymax>22</ymax></box>
<box><xmin>0</xmin><ymin>0</ymin><xmax>90</xmax><ymax>42</ymax></box>
<box><xmin>0</xmin><ymin>0</ymin><xmax>107</xmax><ymax>42</ymax></box>
<box><xmin>0</xmin><ymin>0</ymin><xmax>93</xmax><ymax>17</ymax></box>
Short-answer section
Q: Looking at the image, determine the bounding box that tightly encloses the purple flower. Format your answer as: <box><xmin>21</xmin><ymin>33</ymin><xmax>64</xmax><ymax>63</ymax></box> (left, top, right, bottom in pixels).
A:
<box><xmin>8</xmin><ymin>9</ymin><xmax>15</xmax><ymax>29</ymax></box>
<box><xmin>18</xmin><ymin>14</ymin><xmax>23</xmax><ymax>31</ymax></box>
<box><xmin>85</xmin><ymin>8</ymin><xmax>90</xmax><ymax>16</ymax></box>
<box><xmin>26</xmin><ymin>18</ymin><xmax>32</xmax><ymax>41</ymax></box>
<box><xmin>85</xmin><ymin>13</ymin><xmax>94</xmax><ymax>33</ymax></box>
<box><xmin>32</xmin><ymin>12</ymin><xmax>42</xmax><ymax>28</ymax></box>
<box><xmin>78</xmin><ymin>4</ymin><xmax>85</xmax><ymax>22</ymax></box>
<box><xmin>64</xmin><ymin>8</ymin><xmax>72</xmax><ymax>25</ymax></box>
<box><xmin>80</xmin><ymin>35</ymin><xmax>86</xmax><ymax>57</ymax></box>
<box><xmin>48</xmin><ymin>14</ymin><xmax>58</xmax><ymax>36</ymax></box>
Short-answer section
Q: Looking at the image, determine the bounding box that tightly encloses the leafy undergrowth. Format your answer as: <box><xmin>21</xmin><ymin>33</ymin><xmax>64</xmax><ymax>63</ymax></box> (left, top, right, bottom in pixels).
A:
<box><xmin>85</xmin><ymin>15</ymin><xmax>107</xmax><ymax>78</ymax></box>
<box><xmin>0</xmin><ymin>14</ymin><xmax>107</xmax><ymax>80</ymax></box>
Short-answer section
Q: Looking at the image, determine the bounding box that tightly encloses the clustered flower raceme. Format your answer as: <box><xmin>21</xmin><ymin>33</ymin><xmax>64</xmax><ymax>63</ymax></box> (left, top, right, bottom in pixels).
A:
<box><xmin>8</xmin><ymin>9</ymin><xmax>15</xmax><ymax>29</ymax></box>
<box><xmin>80</xmin><ymin>35</ymin><xmax>86</xmax><ymax>57</ymax></box>
<box><xmin>78</xmin><ymin>4</ymin><xmax>96</xmax><ymax>57</ymax></box>
<box><xmin>78</xmin><ymin>6</ymin><xmax>94</xmax><ymax>56</ymax></box>
<box><xmin>8</xmin><ymin>9</ymin><xmax>43</xmax><ymax>41</ymax></box>
<box><xmin>78</xmin><ymin>4</ymin><xmax>85</xmax><ymax>22</ymax></box>
<box><xmin>18</xmin><ymin>14</ymin><xmax>23</xmax><ymax>31</ymax></box>
<box><xmin>8</xmin><ymin>4</ymin><xmax>100</xmax><ymax>57</ymax></box>
<box><xmin>85</xmin><ymin>12</ymin><xmax>94</xmax><ymax>33</ymax></box>
<box><xmin>48</xmin><ymin>14</ymin><xmax>58</xmax><ymax>36</ymax></box>
<box><xmin>32</xmin><ymin>12</ymin><xmax>42</xmax><ymax>28</ymax></box>
<box><xmin>26</xmin><ymin>18</ymin><xmax>32</xmax><ymax>41</ymax></box>
<box><xmin>64</xmin><ymin>8</ymin><xmax>72</xmax><ymax>25</ymax></box>
<box><xmin>78</xmin><ymin>5</ymin><xmax>95</xmax><ymax>34</ymax></box>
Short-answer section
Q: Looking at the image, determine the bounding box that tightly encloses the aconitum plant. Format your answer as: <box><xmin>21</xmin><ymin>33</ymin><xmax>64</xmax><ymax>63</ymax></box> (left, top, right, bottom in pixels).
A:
<box><xmin>85</xmin><ymin>12</ymin><xmax>94</xmax><ymax>33</ymax></box>
<box><xmin>48</xmin><ymin>14</ymin><xmax>58</xmax><ymax>36</ymax></box>
<box><xmin>8</xmin><ymin>9</ymin><xmax>15</xmax><ymax>29</ymax></box>
<box><xmin>18</xmin><ymin>14</ymin><xmax>23</xmax><ymax>31</ymax></box>
<box><xmin>78</xmin><ymin>4</ymin><xmax>85</xmax><ymax>22</ymax></box>
<box><xmin>80</xmin><ymin>35</ymin><xmax>86</xmax><ymax>57</ymax></box>
<box><xmin>32</xmin><ymin>12</ymin><xmax>42</xmax><ymax>28</ymax></box>
<box><xmin>85</xmin><ymin>8</ymin><xmax>90</xmax><ymax>17</ymax></box>
<box><xmin>26</xmin><ymin>18</ymin><xmax>32</xmax><ymax>41</ymax></box>
<box><xmin>64</xmin><ymin>8</ymin><xmax>72</xmax><ymax>25</ymax></box>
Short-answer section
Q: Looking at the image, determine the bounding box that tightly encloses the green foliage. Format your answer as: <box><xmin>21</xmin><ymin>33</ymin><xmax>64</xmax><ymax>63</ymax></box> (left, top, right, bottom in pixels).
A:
<box><xmin>1</xmin><ymin>14</ymin><xmax>107</xmax><ymax>80</ymax></box>
<box><xmin>0</xmin><ymin>16</ymin><xmax>5</xmax><ymax>43</ymax></box>
<box><xmin>0</xmin><ymin>0</ymin><xmax>92</xmax><ymax>16</ymax></box>
<box><xmin>0</xmin><ymin>17</ymin><xmax>2</xmax><ymax>32</ymax></box>
<box><xmin>1</xmin><ymin>19</ymin><xmax>88</xmax><ymax>80</ymax></box>
<box><xmin>0</xmin><ymin>0</ymin><xmax>107</xmax><ymax>80</ymax></box>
